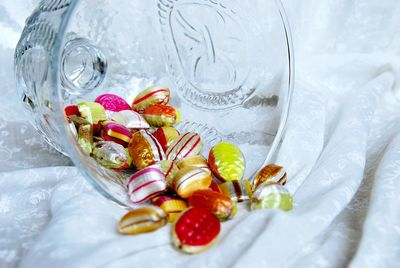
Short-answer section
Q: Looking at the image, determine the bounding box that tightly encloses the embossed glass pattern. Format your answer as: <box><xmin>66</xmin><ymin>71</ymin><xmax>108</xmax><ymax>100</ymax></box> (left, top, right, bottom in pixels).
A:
<box><xmin>15</xmin><ymin>0</ymin><xmax>294</xmax><ymax>207</ymax></box>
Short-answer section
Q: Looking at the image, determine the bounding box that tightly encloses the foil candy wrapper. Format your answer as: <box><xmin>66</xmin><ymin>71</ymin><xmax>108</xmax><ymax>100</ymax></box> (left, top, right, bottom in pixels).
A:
<box><xmin>92</xmin><ymin>141</ymin><xmax>131</xmax><ymax>170</ymax></box>
<box><xmin>128</xmin><ymin>130</ymin><xmax>165</xmax><ymax>169</ymax></box>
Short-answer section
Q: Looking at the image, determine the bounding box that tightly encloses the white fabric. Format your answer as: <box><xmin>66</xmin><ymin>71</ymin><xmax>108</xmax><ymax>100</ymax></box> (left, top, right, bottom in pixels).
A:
<box><xmin>1</xmin><ymin>0</ymin><xmax>400</xmax><ymax>267</ymax></box>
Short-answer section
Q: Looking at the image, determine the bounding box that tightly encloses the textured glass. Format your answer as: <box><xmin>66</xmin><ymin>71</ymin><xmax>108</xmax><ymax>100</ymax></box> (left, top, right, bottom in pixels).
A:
<box><xmin>15</xmin><ymin>0</ymin><xmax>294</xmax><ymax>207</ymax></box>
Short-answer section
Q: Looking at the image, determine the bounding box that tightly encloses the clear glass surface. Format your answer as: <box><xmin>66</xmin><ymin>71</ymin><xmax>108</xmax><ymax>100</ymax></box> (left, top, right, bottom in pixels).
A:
<box><xmin>15</xmin><ymin>0</ymin><xmax>294</xmax><ymax>207</ymax></box>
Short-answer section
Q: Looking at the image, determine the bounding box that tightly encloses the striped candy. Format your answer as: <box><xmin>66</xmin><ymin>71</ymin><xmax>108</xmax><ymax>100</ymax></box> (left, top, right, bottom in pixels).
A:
<box><xmin>252</xmin><ymin>164</ymin><xmax>287</xmax><ymax>192</ymax></box>
<box><xmin>152</xmin><ymin>195</ymin><xmax>187</xmax><ymax>222</ymax></box>
<box><xmin>118</xmin><ymin>206</ymin><xmax>167</xmax><ymax>235</ymax></box>
<box><xmin>251</xmin><ymin>183</ymin><xmax>293</xmax><ymax>211</ymax></box>
<box><xmin>100</xmin><ymin>121</ymin><xmax>132</xmax><ymax>147</ymax></box>
<box><xmin>132</xmin><ymin>86</ymin><xmax>170</xmax><ymax>112</ymax></box>
<box><xmin>153</xmin><ymin>160</ymin><xmax>179</xmax><ymax>188</ymax></box>
<box><xmin>128</xmin><ymin>130</ymin><xmax>165</xmax><ymax>169</ymax></box>
<box><xmin>166</xmin><ymin>132</ymin><xmax>203</xmax><ymax>161</ymax></box>
<box><xmin>176</xmin><ymin>155</ymin><xmax>209</xmax><ymax>170</ymax></box>
<box><xmin>152</xmin><ymin>126</ymin><xmax>180</xmax><ymax>152</ymax></box>
<box><xmin>143</xmin><ymin>105</ymin><xmax>180</xmax><ymax>127</ymax></box>
<box><xmin>173</xmin><ymin>167</ymin><xmax>212</xmax><ymax>198</ymax></box>
<box><xmin>111</xmin><ymin>110</ymin><xmax>150</xmax><ymax>129</ymax></box>
<box><xmin>219</xmin><ymin>180</ymin><xmax>253</xmax><ymax>203</ymax></box>
<box><xmin>208</xmin><ymin>142</ymin><xmax>245</xmax><ymax>182</ymax></box>
<box><xmin>127</xmin><ymin>165</ymin><xmax>167</xmax><ymax>204</ymax></box>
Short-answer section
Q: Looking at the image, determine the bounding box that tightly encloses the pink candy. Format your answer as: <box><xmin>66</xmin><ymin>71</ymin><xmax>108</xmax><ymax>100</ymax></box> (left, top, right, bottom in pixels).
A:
<box><xmin>95</xmin><ymin>94</ymin><xmax>131</xmax><ymax>112</ymax></box>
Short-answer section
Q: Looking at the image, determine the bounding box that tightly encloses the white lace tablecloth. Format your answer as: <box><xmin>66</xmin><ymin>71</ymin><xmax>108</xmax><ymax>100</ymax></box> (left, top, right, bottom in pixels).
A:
<box><xmin>1</xmin><ymin>0</ymin><xmax>400</xmax><ymax>267</ymax></box>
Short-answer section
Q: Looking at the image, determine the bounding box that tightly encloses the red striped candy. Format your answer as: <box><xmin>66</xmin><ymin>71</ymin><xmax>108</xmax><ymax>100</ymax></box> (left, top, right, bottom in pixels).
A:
<box><xmin>132</xmin><ymin>86</ymin><xmax>170</xmax><ymax>112</ymax></box>
<box><xmin>100</xmin><ymin>121</ymin><xmax>132</xmax><ymax>147</ymax></box>
<box><xmin>166</xmin><ymin>132</ymin><xmax>203</xmax><ymax>161</ymax></box>
<box><xmin>127</xmin><ymin>165</ymin><xmax>167</xmax><ymax>204</ymax></box>
<box><xmin>152</xmin><ymin>126</ymin><xmax>180</xmax><ymax>152</ymax></box>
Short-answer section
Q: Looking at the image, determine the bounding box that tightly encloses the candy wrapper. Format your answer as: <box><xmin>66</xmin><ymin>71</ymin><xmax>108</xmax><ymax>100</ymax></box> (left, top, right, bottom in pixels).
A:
<box><xmin>128</xmin><ymin>130</ymin><xmax>165</xmax><ymax>169</ymax></box>
<box><xmin>132</xmin><ymin>86</ymin><xmax>170</xmax><ymax>112</ymax></box>
<box><xmin>143</xmin><ymin>104</ymin><xmax>180</xmax><ymax>127</ymax></box>
<box><xmin>251</xmin><ymin>183</ymin><xmax>293</xmax><ymax>211</ymax></box>
<box><xmin>172</xmin><ymin>207</ymin><xmax>221</xmax><ymax>254</ymax></box>
<box><xmin>111</xmin><ymin>110</ymin><xmax>150</xmax><ymax>129</ymax></box>
<box><xmin>118</xmin><ymin>206</ymin><xmax>167</xmax><ymax>235</ymax></box>
<box><xmin>127</xmin><ymin>165</ymin><xmax>167</xmax><ymax>204</ymax></box>
<box><xmin>166</xmin><ymin>132</ymin><xmax>203</xmax><ymax>161</ymax></box>
<box><xmin>152</xmin><ymin>126</ymin><xmax>180</xmax><ymax>151</ymax></box>
<box><xmin>219</xmin><ymin>179</ymin><xmax>253</xmax><ymax>203</ymax></box>
<box><xmin>252</xmin><ymin>164</ymin><xmax>287</xmax><ymax>192</ymax></box>
<box><xmin>208</xmin><ymin>141</ymin><xmax>245</xmax><ymax>182</ymax></box>
<box><xmin>92</xmin><ymin>141</ymin><xmax>131</xmax><ymax>170</ymax></box>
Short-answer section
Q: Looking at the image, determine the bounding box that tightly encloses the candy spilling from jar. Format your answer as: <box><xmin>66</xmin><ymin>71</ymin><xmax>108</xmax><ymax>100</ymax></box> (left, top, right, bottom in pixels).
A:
<box><xmin>64</xmin><ymin>86</ymin><xmax>294</xmax><ymax>254</ymax></box>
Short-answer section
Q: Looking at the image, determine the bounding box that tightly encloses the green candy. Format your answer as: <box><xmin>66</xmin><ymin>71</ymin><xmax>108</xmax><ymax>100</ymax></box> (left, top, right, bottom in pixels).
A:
<box><xmin>251</xmin><ymin>183</ymin><xmax>293</xmax><ymax>211</ymax></box>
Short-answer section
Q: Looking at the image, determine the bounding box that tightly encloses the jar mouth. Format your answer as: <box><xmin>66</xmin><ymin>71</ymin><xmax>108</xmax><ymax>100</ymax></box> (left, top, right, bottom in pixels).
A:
<box><xmin>48</xmin><ymin>0</ymin><xmax>295</xmax><ymax>208</ymax></box>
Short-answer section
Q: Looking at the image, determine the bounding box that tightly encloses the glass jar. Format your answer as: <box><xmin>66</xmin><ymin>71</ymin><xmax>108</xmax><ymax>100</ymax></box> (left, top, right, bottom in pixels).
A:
<box><xmin>15</xmin><ymin>0</ymin><xmax>294</xmax><ymax>207</ymax></box>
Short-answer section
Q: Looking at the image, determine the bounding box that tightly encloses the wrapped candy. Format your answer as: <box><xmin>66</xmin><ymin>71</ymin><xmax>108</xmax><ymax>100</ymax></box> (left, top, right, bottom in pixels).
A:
<box><xmin>172</xmin><ymin>207</ymin><xmax>221</xmax><ymax>254</ymax></box>
<box><xmin>111</xmin><ymin>110</ymin><xmax>149</xmax><ymax>129</ymax></box>
<box><xmin>173</xmin><ymin>167</ymin><xmax>212</xmax><ymax>198</ymax></box>
<box><xmin>128</xmin><ymin>130</ymin><xmax>165</xmax><ymax>169</ymax></box>
<box><xmin>95</xmin><ymin>93</ymin><xmax>131</xmax><ymax>112</ymax></box>
<box><xmin>176</xmin><ymin>155</ymin><xmax>209</xmax><ymax>170</ymax></box>
<box><xmin>188</xmin><ymin>190</ymin><xmax>237</xmax><ymax>221</ymax></box>
<box><xmin>166</xmin><ymin>132</ymin><xmax>203</xmax><ymax>161</ymax></box>
<box><xmin>100</xmin><ymin>121</ymin><xmax>132</xmax><ymax>147</ymax></box>
<box><xmin>131</xmin><ymin>86</ymin><xmax>170</xmax><ymax>112</ymax></box>
<box><xmin>78</xmin><ymin>123</ymin><xmax>93</xmax><ymax>155</ymax></box>
<box><xmin>152</xmin><ymin>126</ymin><xmax>180</xmax><ymax>152</ymax></box>
<box><xmin>92</xmin><ymin>141</ymin><xmax>131</xmax><ymax>170</ymax></box>
<box><xmin>208</xmin><ymin>141</ymin><xmax>245</xmax><ymax>182</ymax></box>
<box><xmin>153</xmin><ymin>160</ymin><xmax>179</xmax><ymax>188</ymax></box>
<box><xmin>251</xmin><ymin>183</ymin><xmax>293</xmax><ymax>211</ymax></box>
<box><xmin>77</xmin><ymin>102</ymin><xmax>106</xmax><ymax>126</ymax></box>
<box><xmin>252</xmin><ymin>164</ymin><xmax>287</xmax><ymax>191</ymax></box>
<box><xmin>152</xmin><ymin>195</ymin><xmax>187</xmax><ymax>222</ymax></box>
<box><xmin>118</xmin><ymin>206</ymin><xmax>167</xmax><ymax>235</ymax></box>
<box><xmin>219</xmin><ymin>180</ymin><xmax>253</xmax><ymax>203</ymax></box>
<box><xmin>142</xmin><ymin>104</ymin><xmax>180</xmax><ymax>127</ymax></box>
<box><xmin>127</xmin><ymin>165</ymin><xmax>167</xmax><ymax>204</ymax></box>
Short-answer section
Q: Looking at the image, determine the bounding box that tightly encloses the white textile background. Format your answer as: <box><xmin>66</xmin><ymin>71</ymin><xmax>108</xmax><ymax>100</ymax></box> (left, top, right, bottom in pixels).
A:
<box><xmin>1</xmin><ymin>0</ymin><xmax>400</xmax><ymax>267</ymax></box>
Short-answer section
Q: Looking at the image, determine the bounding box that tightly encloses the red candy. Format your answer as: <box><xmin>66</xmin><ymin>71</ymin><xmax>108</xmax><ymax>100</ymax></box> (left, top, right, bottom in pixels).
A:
<box><xmin>95</xmin><ymin>94</ymin><xmax>131</xmax><ymax>112</ymax></box>
<box><xmin>172</xmin><ymin>207</ymin><xmax>221</xmax><ymax>254</ymax></box>
<box><xmin>100</xmin><ymin>121</ymin><xmax>132</xmax><ymax>147</ymax></box>
<box><xmin>64</xmin><ymin>105</ymin><xmax>80</xmax><ymax>117</ymax></box>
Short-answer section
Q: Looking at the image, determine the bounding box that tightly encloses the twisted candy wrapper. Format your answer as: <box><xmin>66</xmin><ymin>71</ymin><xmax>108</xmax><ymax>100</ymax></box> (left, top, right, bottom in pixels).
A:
<box><xmin>128</xmin><ymin>130</ymin><xmax>165</xmax><ymax>169</ymax></box>
<box><xmin>92</xmin><ymin>141</ymin><xmax>131</xmax><ymax>170</ymax></box>
<box><xmin>131</xmin><ymin>86</ymin><xmax>170</xmax><ymax>112</ymax></box>
<box><xmin>127</xmin><ymin>165</ymin><xmax>167</xmax><ymax>204</ymax></box>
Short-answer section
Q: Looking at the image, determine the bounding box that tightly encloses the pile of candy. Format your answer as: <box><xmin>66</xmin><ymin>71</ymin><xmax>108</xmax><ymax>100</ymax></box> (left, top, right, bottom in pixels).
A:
<box><xmin>64</xmin><ymin>86</ymin><xmax>293</xmax><ymax>254</ymax></box>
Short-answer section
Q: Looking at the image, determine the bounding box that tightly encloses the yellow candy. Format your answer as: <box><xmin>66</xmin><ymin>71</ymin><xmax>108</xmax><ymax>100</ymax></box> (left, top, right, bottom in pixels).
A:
<box><xmin>208</xmin><ymin>142</ymin><xmax>245</xmax><ymax>182</ymax></box>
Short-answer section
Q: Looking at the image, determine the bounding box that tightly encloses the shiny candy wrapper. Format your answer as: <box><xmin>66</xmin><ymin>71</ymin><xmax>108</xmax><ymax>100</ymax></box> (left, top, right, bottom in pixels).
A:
<box><xmin>252</xmin><ymin>164</ymin><xmax>287</xmax><ymax>192</ymax></box>
<box><xmin>132</xmin><ymin>86</ymin><xmax>170</xmax><ymax>112</ymax></box>
<box><xmin>152</xmin><ymin>126</ymin><xmax>180</xmax><ymax>152</ymax></box>
<box><xmin>118</xmin><ymin>206</ymin><xmax>167</xmax><ymax>235</ymax></box>
<box><xmin>208</xmin><ymin>141</ymin><xmax>245</xmax><ymax>182</ymax></box>
<box><xmin>251</xmin><ymin>183</ymin><xmax>293</xmax><ymax>211</ymax></box>
<box><xmin>172</xmin><ymin>207</ymin><xmax>220</xmax><ymax>254</ymax></box>
<box><xmin>188</xmin><ymin>190</ymin><xmax>237</xmax><ymax>221</ymax></box>
<box><xmin>153</xmin><ymin>160</ymin><xmax>179</xmax><ymax>188</ymax></box>
<box><xmin>95</xmin><ymin>93</ymin><xmax>131</xmax><ymax>112</ymax></box>
<box><xmin>78</xmin><ymin>123</ymin><xmax>93</xmax><ymax>155</ymax></box>
<box><xmin>127</xmin><ymin>165</ymin><xmax>167</xmax><ymax>204</ymax></box>
<box><xmin>176</xmin><ymin>155</ymin><xmax>209</xmax><ymax>170</ymax></box>
<box><xmin>152</xmin><ymin>195</ymin><xmax>187</xmax><ymax>222</ymax></box>
<box><xmin>143</xmin><ymin>104</ymin><xmax>180</xmax><ymax>127</ymax></box>
<box><xmin>100</xmin><ymin>121</ymin><xmax>132</xmax><ymax>147</ymax></box>
<box><xmin>166</xmin><ymin>132</ymin><xmax>203</xmax><ymax>161</ymax></box>
<box><xmin>92</xmin><ymin>141</ymin><xmax>131</xmax><ymax>170</ymax></box>
<box><xmin>77</xmin><ymin>102</ymin><xmax>106</xmax><ymax>126</ymax></box>
<box><xmin>219</xmin><ymin>180</ymin><xmax>253</xmax><ymax>203</ymax></box>
<box><xmin>128</xmin><ymin>130</ymin><xmax>165</xmax><ymax>169</ymax></box>
<box><xmin>173</xmin><ymin>167</ymin><xmax>212</xmax><ymax>198</ymax></box>
<box><xmin>111</xmin><ymin>110</ymin><xmax>150</xmax><ymax>129</ymax></box>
